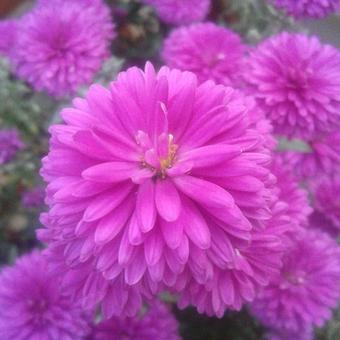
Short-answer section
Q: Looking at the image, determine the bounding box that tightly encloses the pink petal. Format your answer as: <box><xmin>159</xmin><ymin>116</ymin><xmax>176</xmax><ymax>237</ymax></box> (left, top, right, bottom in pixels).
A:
<box><xmin>82</xmin><ymin>162</ymin><xmax>137</xmax><ymax>183</ymax></box>
<box><xmin>174</xmin><ymin>175</ymin><xmax>234</xmax><ymax>208</ymax></box>
<box><xmin>83</xmin><ymin>184</ymin><xmax>132</xmax><ymax>222</ymax></box>
<box><xmin>136</xmin><ymin>180</ymin><xmax>156</xmax><ymax>233</ymax></box>
<box><xmin>144</xmin><ymin>232</ymin><xmax>164</xmax><ymax>266</ymax></box>
<box><xmin>183</xmin><ymin>200</ymin><xmax>211</xmax><ymax>249</ymax></box>
<box><xmin>155</xmin><ymin>180</ymin><xmax>181</xmax><ymax>222</ymax></box>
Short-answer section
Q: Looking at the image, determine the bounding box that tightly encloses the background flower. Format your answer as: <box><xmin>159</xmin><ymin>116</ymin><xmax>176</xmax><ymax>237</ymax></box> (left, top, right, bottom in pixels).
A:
<box><xmin>246</xmin><ymin>32</ymin><xmax>340</xmax><ymax>139</ymax></box>
<box><xmin>0</xmin><ymin>250</ymin><xmax>91</xmax><ymax>340</ymax></box>
<box><xmin>251</xmin><ymin>230</ymin><xmax>340</xmax><ymax>337</ymax></box>
<box><xmin>11</xmin><ymin>0</ymin><xmax>115</xmax><ymax>97</ymax></box>
<box><xmin>313</xmin><ymin>176</ymin><xmax>340</xmax><ymax>230</ymax></box>
<box><xmin>0</xmin><ymin>20</ymin><xmax>17</xmax><ymax>56</ymax></box>
<box><xmin>142</xmin><ymin>0</ymin><xmax>210</xmax><ymax>25</ymax></box>
<box><xmin>0</xmin><ymin>128</ymin><xmax>24</xmax><ymax>165</ymax></box>
<box><xmin>162</xmin><ymin>22</ymin><xmax>245</xmax><ymax>86</ymax></box>
<box><xmin>271</xmin><ymin>0</ymin><xmax>340</xmax><ymax>19</ymax></box>
<box><xmin>92</xmin><ymin>301</ymin><xmax>180</xmax><ymax>340</ymax></box>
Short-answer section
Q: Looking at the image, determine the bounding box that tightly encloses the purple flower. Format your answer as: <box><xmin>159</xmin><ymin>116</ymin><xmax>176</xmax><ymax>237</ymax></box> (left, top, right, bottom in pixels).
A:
<box><xmin>38</xmin><ymin>63</ymin><xmax>280</xmax><ymax>318</ymax></box>
<box><xmin>0</xmin><ymin>250</ymin><xmax>91</xmax><ymax>340</ymax></box>
<box><xmin>281</xmin><ymin>130</ymin><xmax>340</xmax><ymax>180</ymax></box>
<box><xmin>92</xmin><ymin>301</ymin><xmax>180</xmax><ymax>339</ymax></box>
<box><xmin>0</xmin><ymin>129</ymin><xmax>24</xmax><ymax>165</ymax></box>
<box><xmin>142</xmin><ymin>0</ymin><xmax>210</xmax><ymax>25</ymax></box>
<box><xmin>162</xmin><ymin>22</ymin><xmax>245</xmax><ymax>86</ymax></box>
<box><xmin>267</xmin><ymin>326</ymin><xmax>313</xmax><ymax>340</ymax></box>
<box><xmin>0</xmin><ymin>20</ymin><xmax>17</xmax><ymax>56</ymax></box>
<box><xmin>309</xmin><ymin>211</ymin><xmax>339</xmax><ymax>238</ymax></box>
<box><xmin>314</xmin><ymin>176</ymin><xmax>340</xmax><ymax>230</ymax></box>
<box><xmin>246</xmin><ymin>32</ymin><xmax>340</xmax><ymax>139</ymax></box>
<box><xmin>271</xmin><ymin>155</ymin><xmax>312</xmax><ymax>227</ymax></box>
<box><xmin>11</xmin><ymin>0</ymin><xmax>115</xmax><ymax>97</ymax></box>
<box><xmin>251</xmin><ymin>229</ymin><xmax>340</xmax><ymax>336</ymax></box>
<box><xmin>271</xmin><ymin>0</ymin><xmax>340</xmax><ymax>19</ymax></box>
<box><xmin>22</xmin><ymin>187</ymin><xmax>45</xmax><ymax>208</ymax></box>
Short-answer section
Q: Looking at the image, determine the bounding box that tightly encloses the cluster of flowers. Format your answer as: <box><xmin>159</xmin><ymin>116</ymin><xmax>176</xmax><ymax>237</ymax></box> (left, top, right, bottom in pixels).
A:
<box><xmin>0</xmin><ymin>0</ymin><xmax>340</xmax><ymax>339</ymax></box>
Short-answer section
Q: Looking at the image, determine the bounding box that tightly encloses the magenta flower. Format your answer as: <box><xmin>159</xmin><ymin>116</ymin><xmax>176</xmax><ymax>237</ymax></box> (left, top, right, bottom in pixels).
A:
<box><xmin>267</xmin><ymin>326</ymin><xmax>313</xmax><ymax>340</ymax></box>
<box><xmin>281</xmin><ymin>130</ymin><xmax>340</xmax><ymax>180</ymax></box>
<box><xmin>314</xmin><ymin>176</ymin><xmax>340</xmax><ymax>230</ymax></box>
<box><xmin>0</xmin><ymin>250</ymin><xmax>91</xmax><ymax>340</ymax></box>
<box><xmin>162</xmin><ymin>23</ymin><xmax>245</xmax><ymax>86</ymax></box>
<box><xmin>142</xmin><ymin>0</ymin><xmax>210</xmax><ymax>25</ymax></box>
<box><xmin>38</xmin><ymin>63</ymin><xmax>280</xmax><ymax>318</ymax></box>
<box><xmin>92</xmin><ymin>301</ymin><xmax>180</xmax><ymax>339</ymax></box>
<box><xmin>271</xmin><ymin>155</ymin><xmax>311</xmax><ymax>227</ymax></box>
<box><xmin>246</xmin><ymin>32</ymin><xmax>340</xmax><ymax>139</ymax></box>
<box><xmin>271</xmin><ymin>0</ymin><xmax>340</xmax><ymax>19</ymax></box>
<box><xmin>11</xmin><ymin>0</ymin><xmax>115</xmax><ymax>97</ymax></box>
<box><xmin>251</xmin><ymin>230</ymin><xmax>340</xmax><ymax>336</ymax></box>
<box><xmin>0</xmin><ymin>20</ymin><xmax>17</xmax><ymax>56</ymax></box>
<box><xmin>22</xmin><ymin>187</ymin><xmax>45</xmax><ymax>208</ymax></box>
<box><xmin>0</xmin><ymin>129</ymin><xmax>24</xmax><ymax>165</ymax></box>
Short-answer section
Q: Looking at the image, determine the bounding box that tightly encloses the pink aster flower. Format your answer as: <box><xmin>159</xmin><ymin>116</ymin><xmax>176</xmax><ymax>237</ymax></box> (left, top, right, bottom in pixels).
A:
<box><xmin>11</xmin><ymin>0</ymin><xmax>115</xmax><ymax>97</ymax></box>
<box><xmin>267</xmin><ymin>326</ymin><xmax>313</xmax><ymax>340</ymax></box>
<box><xmin>246</xmin><ymin>32</ymin><xmax>340</xmax><ymax>139</ymax></box>
<box><xmin>314</xmin><ymin>176</ymin><xmax>340</xmax><ymax>230</ymax></box>
<box><xmin>38</xmin><ymin>63</ymin><xmax>280</xmax><ymax>318</ymax></box>
<box><xmin>281</xmin><ymin>130</ymin><xmax>340</xmax><ymax>180</ymax></box>
<box><xmin>0</xmin><ymin>129</ymin><xmax>24</xmax><ymax>165</ymax></box>
<box><xmin>309</xmin><ymin>211</ymin><xmax>339</xmax><ymax>238</ymax></box>
<box><xmin>0</xmin><ymin>250</ymin><xmax>91</xmax><ymax>340</ymax></box>
<box><xmin>0</xmin><ymin>20</ymin><xmax>17</xmax><ymax>56</ymax></box>
<box><xmin>22</xmin><ymin>186</ymin><xmax>45</xmax><ymax>208</ymax></box>
<box><xmin>251</xmin><ymin>229</ymin><xmax>340</xmax><ymax>336</ymax></box>
<box><xmin>271</xmin><ymin>0</ymin><xmax>340</xmax><ymax>19</ymax></box>
<box><xmin>162</xmin><ymin>23</ymin><xmax>245</xmax><ymax>86</ymax></box>
<box><xmin>271</xmin><ymin>155</ymin><xmax>311</xmax><ymax>227</ymax></box>
<box><xmin>142</xmin><ymin>0</ymin><xmax>210</xmax><ymax>25</ymax></box>
<box><xmin>92</xmin><ymin>301</ymin><xmax>180</xmax><ymax>339</ymax></box>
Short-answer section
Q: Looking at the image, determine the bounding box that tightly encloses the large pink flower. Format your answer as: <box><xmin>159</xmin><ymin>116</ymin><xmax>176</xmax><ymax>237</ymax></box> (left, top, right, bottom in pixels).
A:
<box><xmin>162</xmin><ymin>23</ymin><xmax>245</xmax><ymax>86</ymax></box>
<box><xmin>11</xmin><ymin>0</ymin><xmax>115</xmax><ymax>97</ymax></box>
<box><xmin>246</xmin><ymin>32</ymin><xmax>340</xmax><ymax>139</ymax></box>
<box><xmin>251</xmin><ymin>230</ymin><xmax>340</xmax><ymax>337</ymax></box>
<box><xmin>39</xmin><ymin>63</ymin><xmax>281</xmax><ymax>318</ymax></box>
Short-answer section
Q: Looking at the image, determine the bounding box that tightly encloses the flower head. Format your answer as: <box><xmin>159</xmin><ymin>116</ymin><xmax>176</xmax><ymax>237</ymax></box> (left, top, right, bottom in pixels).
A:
<box><xmin>11</xmin><ymin>0</ymin><xmax>115</xmax><ymax>97</ymax></box>
<box><xmin>0</xmin><ymin>129</ymin><xmax>24</xmax><ymax>165</ymax></box>
<box><xmin>22</xmin><ymin>187</ymin><xmax>45</xmax><ymax>208</ymax></box>
<box><xmin>0</xmin><ymin>250</ymin><xmax>91</xmax><ymax>340</ymax></box>
<box><xmin>314</xmin><ymin>176</ymin><xmax>340</xmax><ymax>230</ymax></box>
<box><xmin>0</xmin><ymin>20</ymin><xmax>17</xmax><ymax>56</ymax></box>
<box><xmin>280</xmin><ymin>130</ymin><xmax>340</xmax><ymax>180</ymax></box>
<box><xmin>251</xmin><ymin>230</ymin><xmax>340</xmax><ymax>336</ymax></box>
<box><xmin>162</xmin><ymin>23</ymin><xmax>245</xmax><ymax>86</ymax></box>
<box><xmin>39</xmin><ymin>63</ymin><xmax>280</xmax><ymax>318</ymax></box>
<box><xmin>246</xmin><ymin>32</ymin><xmax>340</xmax><ymax>139</ymax></box>
<box><xmin>271</xmin><ymin>0</ymin><xmax>340</xmax><ymax>19</ymax></box>
<box><xmin>142</xmin><ymin>0</ymin><xmax>210</xmax><ymax>25</ymax></box>
<box><xmin>271</xmin><ymin>154</ymin><xmax>311</xmax><ymax>227</ymax></box>
<box><xmin>92</xmin><ymin>301</ymin><xmax>180</xmax><ymax>339</ymax></box>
